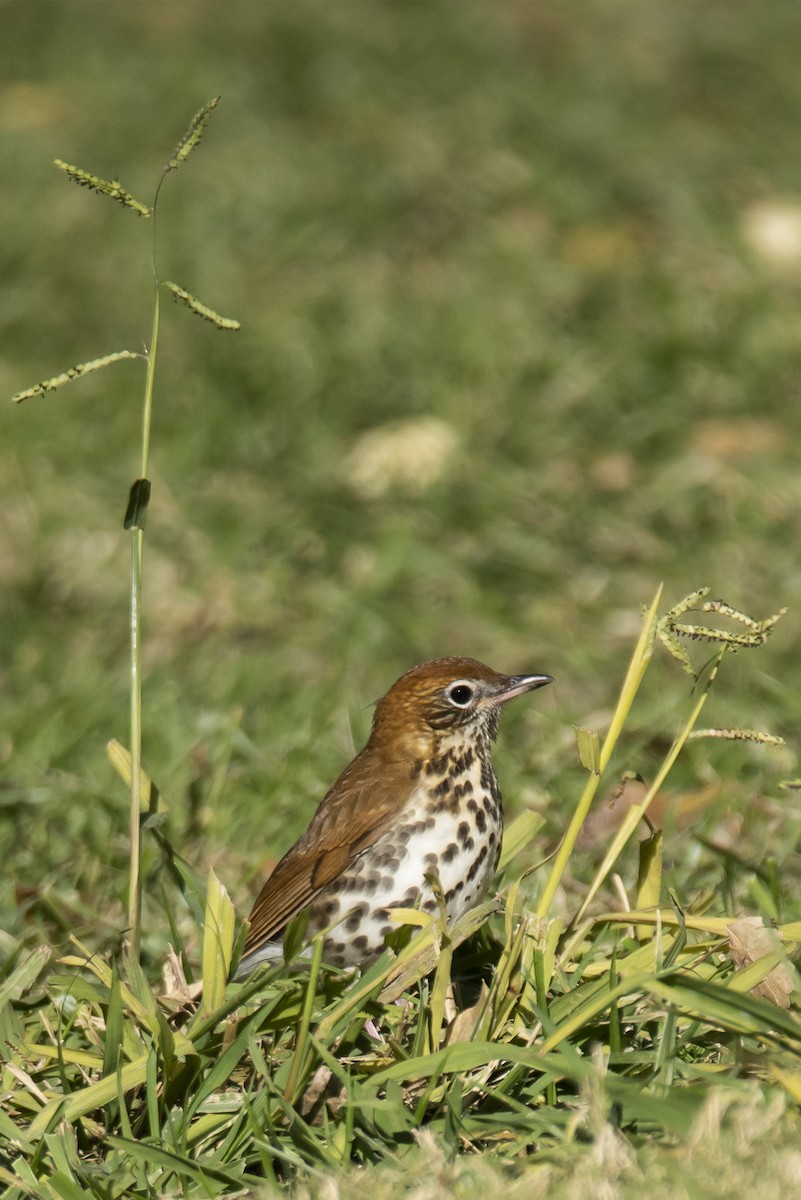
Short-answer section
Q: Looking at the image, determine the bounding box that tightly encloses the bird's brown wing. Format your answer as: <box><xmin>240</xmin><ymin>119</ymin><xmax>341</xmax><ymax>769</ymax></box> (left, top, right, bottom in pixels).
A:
<box><xmin>243</xmin><ymin>748</ymin><xmax>407</xmax><ymax>955</ymax></box>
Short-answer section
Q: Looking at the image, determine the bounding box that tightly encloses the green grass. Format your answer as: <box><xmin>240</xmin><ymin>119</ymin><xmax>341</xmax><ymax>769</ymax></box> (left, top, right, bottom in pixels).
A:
<box><xmin>3</xmin><ymin>2</ymin><xmax>801</xmax><ymax>1194</ymax></box>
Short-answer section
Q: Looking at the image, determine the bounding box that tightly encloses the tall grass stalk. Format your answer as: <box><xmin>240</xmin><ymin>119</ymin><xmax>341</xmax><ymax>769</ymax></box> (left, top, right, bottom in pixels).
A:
<box><xmin>535</xmin><ymin>585</ymin><xmax>663</xmax><ymax>920</ymax></box>
<box><xmin>537</xmin><ymin>586</ymin><xmax>785</xmax><ymax>954</ymax></box>
<box><xmin>12</xmin><ymin>98</ymin><xmax>238</xmax><ymax>963</ymax></box>
<box><xmin>126</xmin><ymin>199</ymin><xmax>161</xmax><ymax>959</ymax></box>
<box><xmin>570</xmin><ymin>648</ymin><xmax>725</xmax><ymax>932</ymax></box>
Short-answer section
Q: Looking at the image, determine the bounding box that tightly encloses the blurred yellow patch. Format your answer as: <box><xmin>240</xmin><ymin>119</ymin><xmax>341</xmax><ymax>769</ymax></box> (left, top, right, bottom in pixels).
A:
<box><xmin>692</xmin><ymin>417</ymin><xmax>785</xmax><ymax>462</ymax></box>
<box><xmin>560</xmin><ymin>223</ymin><xmax>639</xmax><ymax>272</ymax></box>
<box><xmin>0</xmin><ymin>83</ymin><xmax>68</xmax><ymax>130</ymax></box>
<box><xmin>742</xmin><ymin>200</ymin><xmax>801</xmax><ymax>268</ymax></box>
<box><xmin>590</xmin><ymin>452</ymin><xmax>635</xmax><ymax>492</ymax></box>
<box><xmin>343</xmin><ymin>417</ymin><xmax>458</xmax><ymax>499</ymax></box>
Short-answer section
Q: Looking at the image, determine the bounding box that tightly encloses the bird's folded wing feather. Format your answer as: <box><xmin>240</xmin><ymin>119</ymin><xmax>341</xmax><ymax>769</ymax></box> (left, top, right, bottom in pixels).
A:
<box><xmin>243</xmin><ymin>750</ymin><xmax>407</xmax><ymax>954</ymax></box>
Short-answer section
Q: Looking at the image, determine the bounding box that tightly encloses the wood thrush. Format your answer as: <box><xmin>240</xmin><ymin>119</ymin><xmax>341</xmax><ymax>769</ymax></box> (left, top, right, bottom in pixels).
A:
<box><xmin>237</xmin><ymin>657</ymin><xmax>552</xmax><ymax>976</ymax></box>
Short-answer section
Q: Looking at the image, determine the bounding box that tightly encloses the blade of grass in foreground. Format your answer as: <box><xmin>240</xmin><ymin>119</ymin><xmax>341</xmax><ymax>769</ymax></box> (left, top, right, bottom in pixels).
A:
<box><xmin>570</xmin><ymin>648</ymin><xmax>724</xmax><ymax>931</ymax></box>
<box><xmin>536</xmin><ymin>585</ymin><xmax>663</xmax><ymax>919</ymax></box>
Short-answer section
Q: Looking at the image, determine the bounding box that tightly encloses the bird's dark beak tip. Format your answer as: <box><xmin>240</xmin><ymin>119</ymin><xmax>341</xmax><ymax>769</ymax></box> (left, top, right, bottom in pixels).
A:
<box><xmin>515</xmin><ymin>673</ymin><xmax>554</xmax><ymax>689</ymax></box>
<box><xmin>498</xmin><ymin>673</ymin><xmax>554</xmax><ymax>703</ymax></box>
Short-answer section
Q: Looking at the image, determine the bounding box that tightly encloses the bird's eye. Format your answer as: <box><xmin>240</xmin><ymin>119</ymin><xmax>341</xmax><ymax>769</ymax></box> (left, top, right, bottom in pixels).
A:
<box><xmin>447</xmin><ymin>682</ymin><xmax>475</xmax><ymax>707</ymax></box>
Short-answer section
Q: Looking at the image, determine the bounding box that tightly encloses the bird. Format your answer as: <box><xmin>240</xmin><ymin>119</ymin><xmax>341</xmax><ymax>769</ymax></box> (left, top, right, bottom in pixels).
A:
<box><xmin>236</xmin><ymin>656</ymin><xmax>553</xmax><ymax>977</ymax></box>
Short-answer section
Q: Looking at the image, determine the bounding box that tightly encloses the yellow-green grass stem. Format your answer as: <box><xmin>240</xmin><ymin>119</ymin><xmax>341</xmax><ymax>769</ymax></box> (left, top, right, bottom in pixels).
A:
<box><xmin>564</xmin><ymin>648</ymin><xmax>725</xmax><ymax>953</ymax></box>
<box><xmin>535</xmin><ymin>584</ymin><xmax>664</xmax><ymax>920</ymax></box>
<box><xmin>126</xmin><ymin>280</ymin><xmax>161</xmax><ymax>956</ymax></box>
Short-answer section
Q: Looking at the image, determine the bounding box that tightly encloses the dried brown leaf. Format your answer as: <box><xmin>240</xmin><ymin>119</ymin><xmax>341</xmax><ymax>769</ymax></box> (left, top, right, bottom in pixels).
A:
<box><xmin>727</xmin><ymin>916</ymin><xmax>794</xmax><ymax>1009</ymax></box>
<box><xmin>159</xmin><ymin>945</ymin><xmax>202</xmax><ymax>1011</ymax></box>
<box><xmin>445</xmin><ymin>982</ymin><xmax>490</xmax><ymax>1046</ymax></box>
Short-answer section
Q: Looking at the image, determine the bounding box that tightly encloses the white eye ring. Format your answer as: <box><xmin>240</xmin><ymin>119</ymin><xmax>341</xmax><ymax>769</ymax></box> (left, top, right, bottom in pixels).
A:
<box><xmin>447</xmin><ymin>680</ymin><xmax>475</xmax><ymax>708</ymax></box>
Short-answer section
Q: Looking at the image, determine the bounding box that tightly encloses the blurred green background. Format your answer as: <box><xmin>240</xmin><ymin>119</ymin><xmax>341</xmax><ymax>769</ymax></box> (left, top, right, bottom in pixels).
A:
<box><xmin>2</xmin><ymin>1</ymin><xmax>801</xmax><ymax>962</ymax></box>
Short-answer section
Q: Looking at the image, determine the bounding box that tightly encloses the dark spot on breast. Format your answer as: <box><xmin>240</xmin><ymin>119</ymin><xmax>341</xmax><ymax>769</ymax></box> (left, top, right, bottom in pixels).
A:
<box><xmin>353</xmin><ymin>935</ymin><xmax>369</xmax><ymax>952</ymax></box>
<box><xmin>433</xmin><ymin>794</ymin><xmax>459</xmax><ymax>814</ymax></box>
<box><xmin>345</xmin><ymin>903</ymin><xmax>368</xmax><ymax>931</ymax></box>
<box><xmin>466</xmin><ymin>844</ymin><xmax>488</xmax><ymax>882</ymax></box>
<box><xmin>379</xmin><ymin>923</ymin><xmax>394</xmax><ymax>938</ymax></box>
<box><xmin>453</xmin><ymin>780</ymin><xmax>474</xmax><ymax>801</ymax></box>
<box><xmin>403</xmin><ymin>885</ymin><xmax>420</xmax><ymax>904</ymax></box>
<box><xmin>483</xmin><ymin>789</ymin><xmax>500</xmax><ymax>819</ymax></box>
<box><xmin>475</xmin><ymin>808</ymin><xmax>486</xmax><ymax>833</ymax></box>
<box><xmin>424</xmin><ymin>852</ymin><xmax>438</xmax><ymax>867</ymax></box>
<box><xmin>457</xmin><ymin>821</ymin><xmax>470</xmax><ymax>845</ymax></box>
<box><xmin>442</xmin><ymin>842</ymin><xmax>459</xmax><ymax>863</ymax></box>
<box><xmin>452</xmin><ymin>747</ymin><xmax>475</xmax><ymax>774</ymax></box>
<box><xmin>426</xmin><ymin>753</ymin><xmax>451</xmax><ymax>776</ymax></box>
<box><xmin>423</xmin><ymin>897</ymin><xmax>437</xmax><ymax>912</ymax></box>
<box><xmin>433</xmin><ymin>777</ymin><xmax>451</xmax><ymax>798</ymax></box>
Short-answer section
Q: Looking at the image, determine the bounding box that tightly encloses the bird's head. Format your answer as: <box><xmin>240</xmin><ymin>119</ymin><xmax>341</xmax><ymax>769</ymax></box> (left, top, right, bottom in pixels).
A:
<box><xmin>369</xmin><ymin>656</ymin><xmax>553</xmax><ymax>759</ymax></box>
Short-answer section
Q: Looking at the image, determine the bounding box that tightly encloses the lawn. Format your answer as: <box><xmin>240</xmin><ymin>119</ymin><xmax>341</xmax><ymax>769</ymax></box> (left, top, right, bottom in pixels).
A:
<box><xmin>3</xmin><ymin>2</ymin><xmax>801</xmax><ymax>1195</ymax></box>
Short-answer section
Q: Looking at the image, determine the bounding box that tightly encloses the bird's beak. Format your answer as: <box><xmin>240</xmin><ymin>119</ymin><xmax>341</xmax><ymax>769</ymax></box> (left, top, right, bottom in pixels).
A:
<box><xmin>495</xmin><ymin>673</ymin><xmax>554</xmax><ymax>704</ymax></box>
